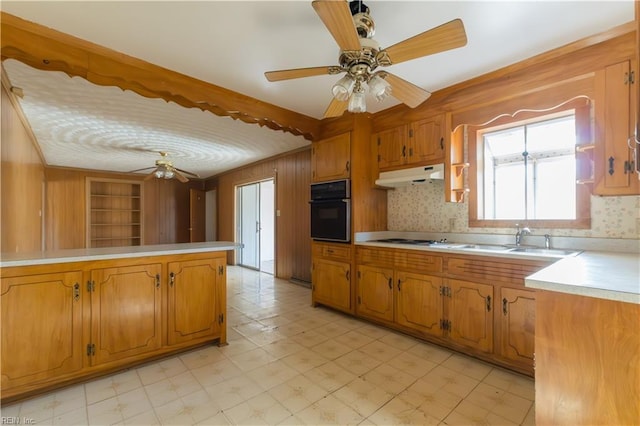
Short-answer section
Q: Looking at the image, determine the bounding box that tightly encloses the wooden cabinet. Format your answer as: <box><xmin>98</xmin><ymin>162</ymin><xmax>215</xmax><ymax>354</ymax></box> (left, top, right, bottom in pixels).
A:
<box><xmin>311</xmin><ymin>133</ymin><xmax>350</xmax><ymax>182</ymax></box>
<box><xmin>353</xmin><ymin>247</ymin><xmax>549</xmax><ymax>376</ymax></box>
<box><xmin>311</xmin><ymin>242</ymin><xmax>352</xmax><ymax>313</ymax></box>
<box><xmin>375</xmin><ymin>114</ymin><xmax>445</xmax><ymax>172</ymax></box>
<box><xmin>87</xmin><ymin>178</ymin><xmax>143</xmax><ymax>248</ymax></box>
<box><xmin>499</xmin><ymin>287</ymin><xmax>535</xmax><ymax>372</ymax></box>
<box><xmin>447</xmin><ymin>279</ymin><xmax>493</xmax><ymax>353</ymax></box>
<box><xmin>0</xmin><ymin>251</ymin><xmax>228</xmax><ymax>403</ymax></box>
<box><xmin>594</xmin><ymin>60</ymin><xmax>640</xmax><ymax>195</ymax></box>
<box><xmin>88</xmin><ymin>263</ymin><xmax>162</xmax><ymax>365</ymax></box>
<box><xmin>356</xmin><ymin>264</ymin><xmax>394</xmax><ymax>322</ymax></box>
<box><xmin>1</xmin><ymin>271</ymin><xmax>84</xmax><ymax>391</ymax></box>
<box><xmin>395</xmin><ymin>271</ymin><xmax>442</xmax><ymax>337</ymax></box>
<box><xmin>167</xmin><ymin>258</ymin><xmax>224</xmax><ymax>345</ymax></box>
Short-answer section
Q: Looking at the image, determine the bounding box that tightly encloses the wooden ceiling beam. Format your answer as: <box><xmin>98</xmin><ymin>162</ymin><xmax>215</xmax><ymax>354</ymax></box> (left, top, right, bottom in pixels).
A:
<box><xmin>0</xmin><ymin>12</ymin><xmax>321</xmax><ymax>140</ymax></box>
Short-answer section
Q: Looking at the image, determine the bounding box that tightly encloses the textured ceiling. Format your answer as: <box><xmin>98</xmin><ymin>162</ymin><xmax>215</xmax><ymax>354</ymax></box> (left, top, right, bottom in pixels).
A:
<box><xmin>1</xmin><ymin>1</ymin><xmax>635</xmax><ymax>179</ymax></box>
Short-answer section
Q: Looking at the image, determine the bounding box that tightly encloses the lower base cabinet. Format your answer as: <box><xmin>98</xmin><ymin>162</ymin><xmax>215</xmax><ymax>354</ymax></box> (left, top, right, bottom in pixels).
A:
<box><xmin>350</xmin><ymin>246</ymin><xmax>547</xmax><ymax>376</ymax></box>
<box><xmin>311</xmin><ymin>242</ymin><xmax>352</xmax><ymax>313</ymax></box>
<box><xmin>499</xmin><ymin>287</ymin><xmax>536</xmax><ymax>370</ymax></box>
<box><xmin>0</xmin><ymin>252</ymin><xmax>227</xmax><ymax>403</ymax></box>
<box><xmin>168</xmin><ymin>258</ymin><xmax>225</xmax><ymax>345</ymax></box>
<box><xmin>90</xmin><ymin>263</ymin><xmax>163</xmax><ymax>365</ymax></box>
<box><xmin>1</xmin><ymin>271</ymin><xmax>84</xmax><ymax>390</ymax></box>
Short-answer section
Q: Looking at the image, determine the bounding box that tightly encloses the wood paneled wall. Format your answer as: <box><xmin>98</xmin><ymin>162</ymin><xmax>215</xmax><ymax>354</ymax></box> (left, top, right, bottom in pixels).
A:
<box><xmin>1</xmin><ymin>84</ymin><xmax>44</xmax><ymax>253</ymax></box>
<box><xmin>43</xmin><ymin>167</ymin><xmax>203</xmax><ymax>250</ymax></box>
<box><xmin>214</xmin><ymin>148</ymin><xmax>311</xmax><ymax>282</ymax></box>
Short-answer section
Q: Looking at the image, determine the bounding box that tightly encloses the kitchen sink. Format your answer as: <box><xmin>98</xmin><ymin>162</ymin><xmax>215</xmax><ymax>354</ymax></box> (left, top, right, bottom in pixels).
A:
<box><xmin>509</xmin><ymin>247</ymin><xmax>581</xmax><ymax>256</ymax></box>
<box><xmin>458</xmin><ymin>244</ymin><xmax>511</xmax><ymax>251</ymax></box>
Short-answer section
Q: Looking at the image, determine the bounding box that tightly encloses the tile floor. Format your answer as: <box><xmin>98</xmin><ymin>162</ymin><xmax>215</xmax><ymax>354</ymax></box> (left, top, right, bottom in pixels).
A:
<box><xmin>1</xmin><ymin>266</ymin><xmax>536</xmax><ymax>425</ymax></box>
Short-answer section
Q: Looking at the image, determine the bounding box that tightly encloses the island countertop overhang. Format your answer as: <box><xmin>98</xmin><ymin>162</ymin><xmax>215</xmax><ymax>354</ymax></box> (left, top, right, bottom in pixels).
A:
<box><xmin>0</xmin><ymin>241</ymin><xmax>241</xmax><ymax>268</ymax></box>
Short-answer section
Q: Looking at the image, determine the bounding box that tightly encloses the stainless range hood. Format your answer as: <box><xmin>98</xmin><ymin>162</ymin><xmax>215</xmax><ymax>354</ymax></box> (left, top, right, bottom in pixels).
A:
<box><xmin>375</xmin><ymin>164</ymin><xmax>444</xmax><ymax>188</ymax></box>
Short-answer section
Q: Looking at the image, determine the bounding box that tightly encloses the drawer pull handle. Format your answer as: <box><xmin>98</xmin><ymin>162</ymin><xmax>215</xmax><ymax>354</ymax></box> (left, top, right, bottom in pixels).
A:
<box><xmin>73</xmin><ymin>283</ymin><xmax>80</xmax><ymax>301</ymax></box>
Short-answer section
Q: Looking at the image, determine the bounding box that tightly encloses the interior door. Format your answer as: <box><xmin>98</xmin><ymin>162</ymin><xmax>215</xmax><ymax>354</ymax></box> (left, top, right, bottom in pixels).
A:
<box><xmin>238</xmin><ymin>183</ymin><xmax>260</xmax><ymax>269</ymax></box>
<box><xmin>189</xmin><ymin>188</ymin><xmax>206</xmax><ymax>242</ymax></box>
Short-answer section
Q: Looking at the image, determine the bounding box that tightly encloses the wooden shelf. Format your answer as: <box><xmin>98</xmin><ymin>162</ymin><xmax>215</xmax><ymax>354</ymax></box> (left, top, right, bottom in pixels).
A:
<box><xmin>87</xmin><ymin>178</ymin><xmax>143</xmax><ymax>248</ymax></box>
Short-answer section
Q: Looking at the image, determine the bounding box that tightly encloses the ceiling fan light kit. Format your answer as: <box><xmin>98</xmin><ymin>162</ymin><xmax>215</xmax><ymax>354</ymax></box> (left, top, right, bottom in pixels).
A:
<box><xmin>265</xmin><ymin>0</ymin><xmax>467</xmax><ymax>118</ymax></box>
<box><xmin>129</xmin><ymin>151</ymin><xmax>198</xmax><ymax>183</ymax></box>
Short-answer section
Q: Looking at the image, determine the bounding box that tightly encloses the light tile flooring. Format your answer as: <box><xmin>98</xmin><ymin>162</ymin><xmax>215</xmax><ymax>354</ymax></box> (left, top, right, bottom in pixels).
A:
<box><xmin>2</xmin><ymin>267</ymin><xmax>536</xmax><ymax>425</ymax></box>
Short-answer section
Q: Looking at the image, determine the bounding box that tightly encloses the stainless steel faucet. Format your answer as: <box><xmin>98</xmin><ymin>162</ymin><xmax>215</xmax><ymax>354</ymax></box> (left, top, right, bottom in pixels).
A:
<box><xmin>515</xmin><ymin>224</ymin><xmax>531</xmax><ymax>246</ymax></box>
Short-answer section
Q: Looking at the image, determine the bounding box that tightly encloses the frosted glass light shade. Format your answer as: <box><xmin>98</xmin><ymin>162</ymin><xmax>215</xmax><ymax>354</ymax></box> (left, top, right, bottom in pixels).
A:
<box><xmin>369</xmin><ymin>75</ymin><xmax>392</xmax><ymax>102</ymax></box>
<box><xmin>332</xmin><ymin>75</ymin><xmax>355</xmax><ymax>101</ymax></box>
<box><xmin>348</xmin><ymin>90</ymin><xmax>367</xmax><ymax>113</ymax></box>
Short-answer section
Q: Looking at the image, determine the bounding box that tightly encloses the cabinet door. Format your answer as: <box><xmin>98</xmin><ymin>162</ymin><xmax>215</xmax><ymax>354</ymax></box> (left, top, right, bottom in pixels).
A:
<box><xmin>500</xmin><ymin>287</ymin><xmax>535</xmax><ymax>371</ymax></box>
<box><xmin>167</xmin><ymin>258</ymin><xmax>222</xmax><ymax>345</ymax></box>
<box><xmin>375</xmin><ymin>126</ymin><xmax>408</xmax><ymax>171</ymax></box>
<box><xmin>312</xmin><ymin>133</ymin><xmax>351</xmax><ymax>181</ymax></box>
<box><xmin>447</xmin><ymin>279</ymin><xmax>493</xmax><ymax>353</ymax></box>
<box><xmin>395</xmin><ymin>271</ymin><xmax>443</xmax><ymax>337</ymax></box>
<box><xmin>409</xmin><ymin>115</ymin><xmax>445</xmax><ymax>165</ymax></box>
<box><xmin>312</xmin><ymin>258</ymin><xmax>351</xmax><ymax>312</ymax></box>
<box><xmin>1</xmin><ymin>271</ymin><xmax>84</xmax><ymax>389</ymax></box>
<box><xmin>90</xmin><ymin>264</ymin><xmax>162</xmax><ymax>364</ymax></box>
<box><xmin>356</xmin><ymin>265</ymin><xmax>393</xmax><ymax>322</ymax></box>
<box><xmin>595</xmin><ymin>60</ymin><xmax>640</xmax><ymax>195</ymax></box>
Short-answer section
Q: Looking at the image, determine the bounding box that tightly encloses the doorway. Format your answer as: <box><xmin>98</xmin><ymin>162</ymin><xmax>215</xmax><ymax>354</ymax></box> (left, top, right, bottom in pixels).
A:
<box><xmin>236</xmin><ymin>179</ymin><xmax>275</xmax><ymax>274</ymax></box>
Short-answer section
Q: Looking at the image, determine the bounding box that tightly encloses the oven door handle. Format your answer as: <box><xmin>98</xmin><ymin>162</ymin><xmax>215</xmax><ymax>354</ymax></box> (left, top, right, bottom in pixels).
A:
<box><xmin>309</xmin><ymin>199</ymin><xmax>350</xmax><ymax>204</ymax></box>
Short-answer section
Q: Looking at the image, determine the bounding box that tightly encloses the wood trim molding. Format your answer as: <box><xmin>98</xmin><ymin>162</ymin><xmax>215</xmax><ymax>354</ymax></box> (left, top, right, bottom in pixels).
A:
<box><xmin>1</xmin><ymin>64</ymin><xmax>46</xmax><ymax>165</ymax></box>
<box><xmin>0</xmin><ymin>12</ymin><xmax>321</xmax><ymax>141</ymax></box>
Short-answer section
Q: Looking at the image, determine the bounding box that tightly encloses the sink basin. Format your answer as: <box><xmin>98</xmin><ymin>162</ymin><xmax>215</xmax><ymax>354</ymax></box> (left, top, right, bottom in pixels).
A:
<box><xmin>509</xmin><ymin>247</ymin><xmax>581</xmax><ymax>256</ymax></box>
<box><xmin>459</xmin><ymin>244</ymin><xmax>511</xmax><ymax>251</ymax></box>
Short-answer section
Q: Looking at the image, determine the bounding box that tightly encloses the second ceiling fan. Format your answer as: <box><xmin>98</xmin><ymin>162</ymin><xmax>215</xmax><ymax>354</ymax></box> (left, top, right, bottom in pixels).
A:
<box><xmin>265</xmin><ymin>0</ymin><xmax>467</xmax><ymax>118</ymax></box>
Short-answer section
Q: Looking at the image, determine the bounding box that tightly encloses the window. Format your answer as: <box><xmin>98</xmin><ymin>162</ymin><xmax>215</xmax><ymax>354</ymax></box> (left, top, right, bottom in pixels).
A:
<box><xmin>481</xmin><ymin>114</ymin><xmax>576</xmax><ymax>220</ymax></box>
<box><xmin>469</xmin><ymin>100</ymin><xmax>591</xmax><ymax>229</ymax></box>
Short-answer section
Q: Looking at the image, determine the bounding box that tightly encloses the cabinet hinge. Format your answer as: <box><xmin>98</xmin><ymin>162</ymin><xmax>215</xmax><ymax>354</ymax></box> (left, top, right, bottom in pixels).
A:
<box><xmin>377</xmin><ymin>137</ymin><xmax>381</xmax><ymax>145</ymax></box>
<box><xmin>409</xmin><ymin>128</ymin><xmax>414</xmax><ymax>138</ymax></box>
<box><xmin>86</xmin><ymin>343</ymin><xmax>95</xmax><ymax>356</ymax></box>
<box><xmin>357</xmin><ymin>270</ymin><xmax>361</xmax><ymax>279</ymax></box>
<box><xmin>218</xmin><ymin>314</ymin><xmax>224</xmax><ymax>324</ymax></box>
<box><xmin>357</xmin><ymin>295</ymin><xmax>362</xmax><ymax>304</ymax></box>
<box><xmin>86</xmin><ymin>280</ymin><xmax>95</xmax><ymax>292</ymax></box>
<box><xmin>377</xmin><ymin>154</ymin><xmax>381</xmax><ymax>162</ymax></box>
<box><xmin>440</xmin><ymin>319</ymin><xmax>451</xmax><ymax>331</ymax></box>
<box><xmin>439</xmin><ymin>286</ymin><xmax>451</xmax><ymax>297</ymax></box>
<box><xmin>625</xmin><ymin>70</ymin><xmax>635</xmax><ymax>84</ymax></box>
<box><xmin>218</xmin><ymin>265</ymin><xmax>224</xmax><ymax>275</ymax></box>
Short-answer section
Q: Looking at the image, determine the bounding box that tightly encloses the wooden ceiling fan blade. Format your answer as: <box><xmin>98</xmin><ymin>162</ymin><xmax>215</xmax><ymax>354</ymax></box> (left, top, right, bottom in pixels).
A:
<box><xmin>128</xmin><ymin>166</ymin><xmax>155</xmax><ymax>173</ymax></box>
<box><xmin>383</xmin><ymin>72</ymin><xmax>432</xmax><ymax>108</ymax></box>
<box><xmin>173</xmin><ymin>170</ymin><xmax>189</xmax><ymax>183</ymax></box>
<box><xmin>383</xmin><ymin>19</ymin><xmax>467</xmax><ymax>65</ymax></box>
<box><xmin>323</xmin><ymin>97</ymin><xmax>348</xmax><ymax>118</ymax></box>
<box><xmin>312</xmin><ymin>0</ymin><xmax>361</xmax><ymax>51</ymax></box>
<box><xmin>265</xmin><ymin>66</ymin><xmax>340</xmax><ymax>82</ymax></box>
<box><xmin>175</xmin><ymin>167</ymin><xmax>199</xmax><ymax>178</ymax></box>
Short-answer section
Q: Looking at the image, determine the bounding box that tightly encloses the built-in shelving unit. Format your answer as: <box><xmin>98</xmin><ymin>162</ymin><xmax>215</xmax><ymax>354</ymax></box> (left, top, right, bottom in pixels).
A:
<box><xmin>86</xmin><ymin>178</ymin><xmax>143</xmax><ymax>248</ymax></box>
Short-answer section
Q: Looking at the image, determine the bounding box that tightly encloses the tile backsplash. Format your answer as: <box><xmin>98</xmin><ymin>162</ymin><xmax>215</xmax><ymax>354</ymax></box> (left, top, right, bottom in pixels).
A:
<box><xmin>387</xmin><ymin>180</ymin><xmax>640</xmax><ymax>239</ymax></box>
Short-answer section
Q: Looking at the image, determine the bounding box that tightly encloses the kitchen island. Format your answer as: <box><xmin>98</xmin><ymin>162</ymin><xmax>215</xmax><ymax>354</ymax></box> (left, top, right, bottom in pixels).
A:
<box><xmin>0</xmin><ymin>242</ymin><xmax>240</xmax><ymax>403</ymax></box>
<box><xmin>525</xmin><ymin>251</ymin><xmax>640</xmax><ymax>425</ymax></box>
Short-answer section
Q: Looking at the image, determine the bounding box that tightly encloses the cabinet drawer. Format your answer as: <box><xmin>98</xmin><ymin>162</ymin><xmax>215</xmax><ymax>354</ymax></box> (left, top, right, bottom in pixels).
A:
<box><xmin>313</xmin><ymin>243</ymin><xmax>351</xmax><ymax>260</ymax></box>
<box><xmin>395</xmin><ymin>250</ymin><xmax>443</xmax><ymax>274</ymax></box>
<box><xmin>447</xmin><ymin>257</ymin><xmax>547</xmax><ymax>284</ymax></box>
<box><xmin>356</xmin><ymin>247</ymin><xmax>395</xmax><ymax>267</ymax></box>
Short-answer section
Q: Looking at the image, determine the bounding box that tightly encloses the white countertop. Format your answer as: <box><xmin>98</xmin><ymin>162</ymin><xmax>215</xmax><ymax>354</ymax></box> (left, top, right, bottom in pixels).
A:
<box><xmin>525</xmin><ymin>251</ymin><xmax>640</xmax><ymax>304</ymax></box>
<box><xmin>355</xmin><ymin>239</ymin><xmax>640</xmax><ymax>305</ymax></box>
<box><xmin>0</xmin><ymin>242</ymin><xmax>241</xmax><ymax>268</ymax></box>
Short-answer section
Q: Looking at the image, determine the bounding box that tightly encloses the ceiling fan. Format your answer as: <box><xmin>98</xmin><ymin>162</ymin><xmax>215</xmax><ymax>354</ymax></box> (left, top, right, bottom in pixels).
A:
<box><xmin>265</xmin><ymin>0</ymin><xmax>467</xmax><ymax>118</ymax></box>
<box><xmin>129</xmin><ymin>152</ymin><xmax>199</xmax><ymax>183</ymax></box>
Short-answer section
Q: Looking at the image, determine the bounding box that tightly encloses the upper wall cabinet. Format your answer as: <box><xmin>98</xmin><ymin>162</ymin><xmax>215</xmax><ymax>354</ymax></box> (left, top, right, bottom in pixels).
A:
<box><xmin>311</xmin><ymin>133</ymin><xmax>350</xmax><ymax>182</ymax></box>
<box><xmin>594</xmin><ymin>60</ymin><xmax>640</xmax><ymax>195</ymax></box>
<box><xmin>375</xmin><ymin>114</ymin><xmax>445</xmax><ymax>172</ymax></box>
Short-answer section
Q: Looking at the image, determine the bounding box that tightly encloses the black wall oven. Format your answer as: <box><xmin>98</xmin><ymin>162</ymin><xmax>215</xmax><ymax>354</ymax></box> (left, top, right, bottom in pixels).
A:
<box><xmin>310</xmin><ymin>179</ymin><xmax>350</xmax><ymax>243</ymax></box>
